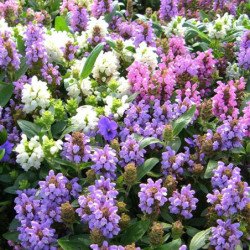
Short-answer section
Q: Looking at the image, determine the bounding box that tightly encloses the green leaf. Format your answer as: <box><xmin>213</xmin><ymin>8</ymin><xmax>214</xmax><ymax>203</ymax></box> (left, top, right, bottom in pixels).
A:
<box><xmin>184</xmin><ymin>23</ymin><xmax>211</xmax><ymax>43</ymax></box>
<box><xmin>3</xmin><ymin>231</ymin><xmax>19</xmax><ymax>242</ymax></box>
<box><xmin>186</xmin><ymin>226</ymin><xmax>200</xmax><ymax>237</ymax></box>
<box><xmin>58</xmin><ymin>235</ymin><xmax>89</xmax><ymax>250</ymax></box>
<box><xmin>167</xmin><ymin>137</ymin><xmax>181</xmax><ymax>152</ymax></box>
<box><xmin>15</xmin><ymin>57</ymin><xmax>29</xmax><ymax>81</ymax></box>
<box><xmin>55</xmin><ymin>16</ymin><xmax>70</xmax><ymax>32</ymax></box>
<box><xmin>189</xmin><ymin>228</ymin><xmax>211</xmax><ymax>250</ymax></box>
<box><xmin>204</xmin><ymin>160</ymin><xmax>218</xmax><ymax>179</ymax></box>
<box><xmin>246</xmin><ymin>142</ymin><xmax>250</xmax><ymax>154</ymax></box>
<box><xmin>0</xmin><ymin>149</ymin><xmax>5</xmax><ymax>161</ymax></box>
<box><xmin>139</xmin><ymin>137</ymin><xmax>162</xmax><ymax>149</ymax></box>
<box><xmin>80</xmin><ymin>43</ymin><xmax>104</xmax><ymax>79</ymax></box>
<box><xmin>172</xmin><ymin>105</ymin><xmax>196</xmax><ymax>136</ymax></box>
<box><xmin>4</xmin><ymin>186</ymin><xmax>18</xmax><ymax>194</ymax></box>
<box><xmin>156</xmin><ymin>239</ymin><xmax>182</xmax><ymax>250</ymax></box>
<box><xmin>17</xmin><ymin>120</ymin><xmax>42</xmax><ymax>139</ymax></box>
<box><xmin>137</xmin><ymin>158</ymin><xmax>159</xmax><ymax>180</ymax></box>
<box><xmin>0</xmin><ymin>82</ymin><xmax>14</xmax><ymax>107</ymax></box>
<box><xmin>126</xmin><ymin>92</ymin><xmax>139</xmax><ymax>103</ymax></box>
<box><xmin>121</xmin><ymin>220</ymin><xmax>150</xmax><ymax>245</ymax></box>
<box><xmin>52</xmin><ymin>121</ymin><xmax>67</xmax><ymax>138</ymax></box>
<box><xmin>161</xmin><ymin>206</ymin><xmax>174</xmax><ymax>223</ymax></box>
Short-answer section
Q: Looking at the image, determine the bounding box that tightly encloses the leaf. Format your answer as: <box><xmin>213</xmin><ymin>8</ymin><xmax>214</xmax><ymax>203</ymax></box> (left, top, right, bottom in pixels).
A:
<box><xmin>137</xmin><ymin>158</ymin><xmax>159</xmax><ymax>180</ymax></box>
<box><xmin>167</xmin><ymin>137</ymin><xmax>181</xmax><ymax>152</ymax></box>
<box><xmin>189</xmin><ymin>228</ymin><xmax>211</xmax><ymax>250</ymax></box>
<box><xmin>60</xmin><ymin>125</ymin><xmax>78</xmax><ymax>139</ymax></box>
<box><xmin>80</xmin><ymin>43</ymin><xmax>104</xmax><ymax>79</ymax></box>
<box><xmin>186</xmin><ymin>226</ymin><xmax>200</xmax><ymax>237</ymax></box>
<box><xmin>121</xmin><ymin>220</ymin><xmax>150</xmax><ymax>245</ymax></box>
<box><xmin>184</xmin><ymin>23</ymin><xmax>211</xmax><ymax>43</ymax></box>
<box><xmin>173</xmin><ymin>105</ymin><xmax>196</xmax><ymax>136</ymax></box>
<box><xmin>51</xmin><ymin>121</ymin><xmax>67</xmax><ymax>138</ymax></box>
<box><xmin>17</xmin><ymin>120</ymin><xmax>42</xmax><ymax>139</ymax></box>
<box><xmin>55</xmin><ymin>16</ymin><xmax>70</xmax><ymax>32</ymax></box>
<box><xmin>9</xmin><ymin>219</ymin><xmax>20</xmax><ymax>231</ymax></box>
<box><xmin>15</xmin><ymin>57</ymin><xmax>29</xmax><ymax>81</ymax></box>
<box><xmin>58</xmin><ymin>235</ymin><xmax>89</xmax><ymax>250</ymax></box>
<box><xmin>126</xmin><ymin>92</ymin><xmax>139</xmax><ymax>103</ymax></box>
<box><xmin>0</xmin><ymin>149</ymin><xmax>5</xmax><ymax>161</ymax></box>
<box><xmin>198</xmin><ymin>182</ymin><xmax>209</xmax><ymax>193</ymax></box>
<box><xmin>161</xmin><ymin>207</ymin><xmax>174</xmax><ymax>223</ymax></box>
<box><xmin>2</xmin><ymin>231</ymin><xmax>19</xmax><ymax>242</ymax></box>
<box><xmin>246</xmin><ymin>142</ymin><xmax>250</xmax><ymax>154</ymax></box>
<box><xmin>139</xmin><ymin>137</ymin><xmax>162</xmax><ymax>149</ymax></box>
<box><xmin>204</xmin><ymin>160</ymin><xmax>218</xmax><ymax>179</ymax></box>
<box><xmin>0</xmin><ymin>82</ymin><xmax>14</xmax><ymax>107</ymax></box>
<box><xmin>4</xmin><ymin>186</ymin><xmax>18</xmax><ymax>194</ymax></box>
<box><xmin>156</xmin><ymin>239</ymin><xmax>182</xmax><ymax>250</ymax></box>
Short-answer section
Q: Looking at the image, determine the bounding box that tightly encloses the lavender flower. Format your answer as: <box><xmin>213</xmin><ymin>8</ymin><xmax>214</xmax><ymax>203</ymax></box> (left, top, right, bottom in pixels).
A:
<box><xmin>91</xmin><ymin>0</ymin><xmax>112</xmax><ymax>18</ymax></box>
<box><xmin>41</xmin><ymin>63</ymin><xmax>62</xmax><ymax>85</ymax></box>
<box><xmin>98</xmin><ymin>116</ymin><xmax>118</xmax><ymax>141</ymax></box>
<box><xmin>0</xmin><ymin>31</ymin><xmax>20</xmax><ymax>71</ymax></box>
<box><xmin>238</xmin><ymin>30</ymin><xmax>250</xmax><ymax>70</ymax></box>
<box><xmin>0</xmin><ymin>140</ymin><xmax>14</xmax><ymax>162</ymax></box>
<box><xmin>69</xmin><ymin>5</ymin><xmax>89</xmax><ymax>32</ymax></box>
<box><xmin>210</xmin><ymin>219</ymin><xmax>243</xmax><ymax>250</ymax></box>
<box><xmin>161</xmin><ymin>146</ymin><xmax>188</xmax><ymax>177</ymax></box>
<box><xmin>211</xmin><ymin>161</ymin><xmax>241</xmax><ymax>189</ymax></box>
<box><xmin>61</xmin><ymin>132</ymin><xmax>91</xmax><ymax>163</ymax></box>
<box><xmin>159</xmin><ymin>0</ymin><xmax>178</xmax><ymax>22</ymax></box>
<box><xmin>91</xmin><ymin>145</ymin><xmax>118</xmax><ymax>180</ymax></box>
<box><xmin>169</xmin><ymin>184</ymin><xmax>198</xmax><ymax>219</ymax></box>
<box><xmin>24</xmin><ymin>23</ymin><xmax>48</xmax><ymax>68</ymax></box>
<box><xmin>119</xmin><ymin>135</ymin><xmax>146</xmax><ymax>167</ymax></box>
<box><xmin>138</xmin><ymin>178</ymin><xmax>167</xmax><ymax>214</ymax></box>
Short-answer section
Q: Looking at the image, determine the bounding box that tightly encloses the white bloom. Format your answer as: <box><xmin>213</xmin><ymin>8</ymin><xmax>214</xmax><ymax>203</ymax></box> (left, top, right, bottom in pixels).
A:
<box><xmin>104</xmin><ymin>95</ymin><xmax>130</xmax><ymax>119</ymax></box>
<box><xmin>76</xmin><ymin>32</ymin><xmax>88</xmax><ymax>50</ymax></box>
<box><xmin>16</xmin><ymin>134</ymin><xmax>44</xmax><ymax>171</ymax></box>
<box><xmin>42</xmin><ymin>135</ymin><xmax>63</xmax><ymax>155</ymax></box>
<box><xmin>65</xmin><ymin>78</ymin><xmax>81</xmax><ymax>100</ymax></box>
<box><xmin>0</xmin><ymin>18</ymin><xmax>11</xmax><ymax>33</ymax></box>
<box><xmin>234</xmin><ymin>14</ymin><xmax>250</xmax><ymax>28</ymax></box>
<box><xmin>71</xmin><ymin>105</ymin><xmax>98</xmax><ymax>132</ymax></box>
<box><xmin>45</xmin><ymin>30</ymin><xmax>73</xmax><ymax>62</ymax></box>
<box><xmin>226</xmin><ymin>63</ymin><xmax>241</xmax><ymax>80</ymax></box>
<box><xmin>165</xmin><ymin>16</ymin><xmax>186</xmax><ymax>37</ymax></box>
<box><xmin>76</xmin><ymin>0</ymin><xmax>93</xmax><ymax>11</ymax></box>
<box><xmin>116</xmin><ymin>77</ymin><xmax>131</xmax><ymax>97</ymax></box>
<box><xmin>134</xmin><ymin>42</ymin><xmax>158</xmax><ymax>70</ymax></box>
<box><xmin>93</xmin><ymin>51</ymin><xmax>119</xmax><ymax>81</ymax></box>
<box><xmin>87</xmin><ymin>17</ymin><xmax>108</xmax><ymax>39</ymax></box>
<box><xmin>207</xmin><ymin>13</ymin><xmax>233</xmax><ymax>39</ymax></box>
<box><xmin>115</xmin><ymin>39</ymin><xmax>134</xmax><ymax>63</ymax></box>
<box><xmin>80</xmin><ymin>77</ymin><xmax>93</xmax><ymax>96</ymax></box>
<box><xmin>22</xmin><ymin>76</ymin><xmax>51</xmax><ymax>113</ymax></box>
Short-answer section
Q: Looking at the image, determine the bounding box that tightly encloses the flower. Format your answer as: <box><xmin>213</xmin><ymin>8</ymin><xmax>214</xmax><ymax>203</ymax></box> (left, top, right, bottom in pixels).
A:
<box><xmin>98</xmin><ymin>116</ymin><xmax>118</xmax><ymax>141</ymax></box>
<box><xmin>159</xmin><ymin>0</ymin><xmax>178</xmax><ymax>22</ymax></box>
<box><xmin>169</xmin><ymin>184</ymin><xmax>198</xmax><ymax>219</ymax></box>
<box><xmin>138</xmin><ymin>178</ymin><xmax>167</xmax><ymax>214</ymax></box>
<box><xmin>210</xmin><ymin>219</ymin><xmax>243</xmax><ymax>250</ymax></box>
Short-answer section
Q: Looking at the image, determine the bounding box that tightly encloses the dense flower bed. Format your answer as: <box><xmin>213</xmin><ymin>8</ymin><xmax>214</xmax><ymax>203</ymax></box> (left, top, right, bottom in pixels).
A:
<box><xmin>0</xmin><ymin>0</ymin><xmax>250</xmax><ymax>249</ymax></box>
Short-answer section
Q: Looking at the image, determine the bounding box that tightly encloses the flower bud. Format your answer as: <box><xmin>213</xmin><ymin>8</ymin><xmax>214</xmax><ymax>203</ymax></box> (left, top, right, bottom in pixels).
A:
<box><xmin>172</xmin><ymin>220</ymin><xmax>184</xmax><ymax>239</ymax></box>
<box><xmin>193</xmin><ymin>163</ymin><xmax>204</xmax><ymax>175</ymax></box>
<box><xmin>86</xmin><ymin>169</ymin><xmax>96</xmax><ymax>184</ymax></box>
<box><xmin>61</xmin><ymin>202</ymin><xmax>76</xmax><ymax>224</ymax></box>
<box><xmin>90</xmin><ymin>228</ymin><xmax>105</xmax><ymax>245</ymax></box>
<box><xmin>117</xmin><ymin>201</ymin><xmax>127</xmax><ymax>213</ymax></box>
<box><xmin>110</xmin><ymin>139</ymin><xmax>120</xmax><ymax>152</ymax></box>
<box><xmin>163</xmin><ymin>124</ymin><xmax>173</xmax><ymax>142</ymax></box>
<box><xmin>149</xmin><ymin>222</ymin><xmax>164</xmax><ymax>246</ymax></box>
<box><xmin>163</xmin><ymin>175</ymin><xmax>177</xmax><ymax>195</ymax></box>
<box><xmin>200</xmin><ymin>99</ymin><xmax>212</xmax><ymax>120</ymax></box>
<box><xmin>145</xmin><ymin>7</ymin><xmax>153</xmax><ymax>18</ymax></box>
<box><xmin>119</xmin><ymin>213</ymin><xmax>131</xmax><ymax>229</ymax></box>
<box><xmin>126</xmin><ymin>0</ymin><xmax>133</xmax><ymax>18</ymax></box>
<box><xmin>125</xmin><ymin>243</ymin><xmax>138</xmax><ymax>250</ymax></box>
<box><xmin>123</xmin><ymin>162</ymin><xmax>137</xmax><ymax>187</ymax></box>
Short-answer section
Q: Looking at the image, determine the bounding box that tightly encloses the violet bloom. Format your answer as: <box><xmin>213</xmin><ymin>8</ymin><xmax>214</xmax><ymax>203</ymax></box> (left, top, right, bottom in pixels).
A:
<box><xmin>0</xmin><ymin>31</ymin><xmax>20</xmax><ymax>71</ymax></box>
<box><xmin>62</xmin><ymin>41</ymin><xmax>79</xmax><ymax>61</ymax></box>
<box><xmin>211</xmin><ymin>161</ymin><xmax>241</xmax><ymax>189</ymax></box>
<box><xmin>0</xmin><ymin>140</ymin><xmax>14</xmax><ymax>162</ymax></box>
<box><xmin>61</xmin><ymin>132</ymin><xmax>91</xmax><ymax>163</ymax></box>
<box><xmin>98</xmin><ymin>116</ymin><xmax>118</xmax><ymax>141</ymax></box>
<box><xmin>119</xmin><ymin>135</ymin><xmax>146</xmax><ymax>167</ymax></box>
<box><xmin>238</xmin><ymin>30</ymin><xmax>250</xmax><ymax>70</ymax></box>
<box><xmin>241</xmin><ymin>101</ymin><xmax>250</xmax><ymax>137</ymax></box>
<box><xmin>38</xmin><ymin>170</ymin><xmax>71</xmax><ymax>205</ymax></box>
<box><xmin>210</xmin><ymin>219</ymin><xmax>243</xmax><ymax>250</ymax></box>
<box><xmin>69</xmin><ymin>5</ymin><xmax>89</xmax><ymax>32</ymax></box>
<box><xmin>91</xmin><ymin>145</ymin><xmax>118</xmax><ymax>180</ymax></box>
<box><xmin>24</xmin><ymin>23</ymin><xmax>48</xmax><ymax>68</ymax></box>
<box><xmin>159</xmin><ymin>0</ymin><xmax>178</xmax><ymax>22</ymax></box>
<box><xmin>91</xmin><ymin>0</ymin><xmax>113</xmax><ymax>18</ymax></box>
<box><xmin>161</xmin><ymin>146</ymin><xmax>187</xmax><ymax>177</ymax></box>
<box><xmin>207</xmin><ymin>179</ymin><xmax>250</xmax><ymax>217</ymax></box>
<box><xmin>41</xmin><ymin>63</ymin><xmax>62</xmax><ymax>85</ymax></box>
<box><xmin>18</xmin><ymin>221</ymin><xmax>57</xmax><ymax>250</ymax></box>
<box><xmin>169</xmin><ymin>184</ymin><xmax>198</xmax><ymax>219</ymax></box>
<box><xmin>91</xmin><ymin>241</ymin><xmax>124</xmax><ymax>250</ymax></box>
<box><xmin>138</xmin><ymin>178</ymin><xmax>167</xmax><ymax>214</ymax></box>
